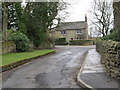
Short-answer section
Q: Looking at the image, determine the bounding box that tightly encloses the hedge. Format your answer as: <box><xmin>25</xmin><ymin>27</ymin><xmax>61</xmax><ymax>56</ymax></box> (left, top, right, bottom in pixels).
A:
<box><xmin>55</xmin><ymin>38</ymin><xmax>68</xmax><ymax>45</ymax></box>
<box><xmin>69</xmin><ymin>40</ymin><xmax>94</xmax><ymax>45</ymax></box>
<box><xmin>101</xmin><ymin>29</ymin><xmax>120</xmax><ymax>41</ymax></box>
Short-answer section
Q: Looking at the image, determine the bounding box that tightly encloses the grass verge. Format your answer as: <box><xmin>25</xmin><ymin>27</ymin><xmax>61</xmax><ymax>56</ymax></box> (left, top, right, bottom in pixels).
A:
<box><xmin>1</xmin><ymin>49</ymin><xmax>55</xmax><ymax>66</ymax></box>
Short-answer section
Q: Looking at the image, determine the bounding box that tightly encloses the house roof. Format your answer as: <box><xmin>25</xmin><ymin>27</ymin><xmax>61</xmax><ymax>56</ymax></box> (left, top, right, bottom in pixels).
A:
<box><xmin>56</xmin><ymin>21</ymin><xmax>87</xmax><ymax>30</ymax></box>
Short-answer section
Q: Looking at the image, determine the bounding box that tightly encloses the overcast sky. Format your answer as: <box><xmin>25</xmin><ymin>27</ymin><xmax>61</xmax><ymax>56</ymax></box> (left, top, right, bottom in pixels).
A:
<box><xmin>60</xmin><ymin>0</ymin><xmax>94</xmax><ymax>35</ymax></box>
<box><xmin>64</xmin><ymin>0</ymin><xmax>92</xmax><ymax>22</ymax></box>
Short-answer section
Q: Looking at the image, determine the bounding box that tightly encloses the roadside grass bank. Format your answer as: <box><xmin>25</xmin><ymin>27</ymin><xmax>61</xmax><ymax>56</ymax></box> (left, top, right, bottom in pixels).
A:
<box><xmin>1</xmin><ymin>49</ymin><xmax>55</xmax><ymax>72</ymax></box>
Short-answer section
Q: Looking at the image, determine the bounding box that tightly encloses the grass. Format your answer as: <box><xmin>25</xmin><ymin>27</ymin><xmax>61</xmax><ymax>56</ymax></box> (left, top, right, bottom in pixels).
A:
<box><xmin>1</xmin><ymin>49</ymin><xmax>55</xmax><ymax>66</ymax></box>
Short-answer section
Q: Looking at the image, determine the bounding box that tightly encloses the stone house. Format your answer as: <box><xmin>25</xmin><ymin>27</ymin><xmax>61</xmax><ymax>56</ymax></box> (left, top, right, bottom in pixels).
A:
<box><xmin>49</xmin><ymin>15</ymin><xmax>88</xmax><ymax>42</ymax></box>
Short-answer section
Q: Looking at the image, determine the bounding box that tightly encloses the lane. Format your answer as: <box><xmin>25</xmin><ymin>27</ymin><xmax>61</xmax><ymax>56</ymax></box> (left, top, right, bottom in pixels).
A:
<box><xmin>2</xmin><ymin>46</ymin><xmax>95</xmax><ymax>88</ymax></box>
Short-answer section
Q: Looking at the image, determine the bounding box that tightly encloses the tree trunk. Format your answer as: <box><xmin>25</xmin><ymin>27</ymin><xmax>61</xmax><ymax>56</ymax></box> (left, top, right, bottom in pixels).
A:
<box><xmin>113</xmin><ymin>1</ymin><xmax>120</xmax><ymax>30</ymax></box>
<box><xmin>2</xmin><ymin>3</ymin><xmax>8</xmax><ymax>41</ymax></box>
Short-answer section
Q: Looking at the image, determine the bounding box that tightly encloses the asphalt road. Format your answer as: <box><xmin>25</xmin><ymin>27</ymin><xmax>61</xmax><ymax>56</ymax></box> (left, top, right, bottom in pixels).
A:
<box><xmin>2</xmin><ymin>46</ymin><xmax>95</xmax><ymax>88</ymax></box>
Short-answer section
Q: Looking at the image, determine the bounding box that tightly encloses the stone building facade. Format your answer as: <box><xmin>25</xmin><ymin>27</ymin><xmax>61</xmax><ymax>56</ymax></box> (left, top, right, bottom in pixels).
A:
<box><xmin>49</xmin><ymin>15</ymin><xmax>88</xmax><ymax>42</ymax></box>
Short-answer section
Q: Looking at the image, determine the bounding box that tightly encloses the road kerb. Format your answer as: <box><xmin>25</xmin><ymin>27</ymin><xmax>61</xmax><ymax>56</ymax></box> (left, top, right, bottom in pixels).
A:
<box><xmin>1</xmin><ymin>51</ymin><xmax>56</xmax><ymax>73</ymax></box>
<box><xmin>77</xmin><ymin>49</ymin><xmax>97</xmax><ymax>90</ymax></box>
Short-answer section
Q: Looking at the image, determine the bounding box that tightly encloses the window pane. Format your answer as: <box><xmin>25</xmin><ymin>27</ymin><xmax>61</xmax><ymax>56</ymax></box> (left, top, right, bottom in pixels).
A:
<box><xmin>61</xmin><ymin>30</ymin><xmax>66</xmax><ymax>34</ymax></box>
<box><xmin>76</xmin><ymin>30</ymin><xmax>82</xmax><ymax>34</ymax></box>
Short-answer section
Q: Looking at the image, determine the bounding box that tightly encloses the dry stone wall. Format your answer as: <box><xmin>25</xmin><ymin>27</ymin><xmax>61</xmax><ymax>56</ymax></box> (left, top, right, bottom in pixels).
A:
<box><xmin>1</xmin><ymin>41</ymin><xmax>16</xmax><ymax>54</ymax></box>
<box><xmin>96</xmin><ymin>40</ymin><xmax>120</xmax><ymax>79</ymax></box>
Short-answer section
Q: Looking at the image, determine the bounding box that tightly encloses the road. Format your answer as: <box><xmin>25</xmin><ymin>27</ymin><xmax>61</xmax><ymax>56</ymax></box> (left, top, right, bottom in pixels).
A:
<box><xmin>2</xmin><ymin>46</ymin><xmax>95</xmax><ymax>88</ymax></box>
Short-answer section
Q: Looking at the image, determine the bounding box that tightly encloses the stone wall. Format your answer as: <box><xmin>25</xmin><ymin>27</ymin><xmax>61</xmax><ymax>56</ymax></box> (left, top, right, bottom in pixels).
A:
<box><xmin>1</xmin><ymin>41</ymin><xmax>16</xmax><ymax>54</ymax></box>
<box><xmin>0</xmin><ymin>41</ymin><xmax>54</xmax><ymax>54</ymax></box>
<box><xmin>96</xmin><ymin>40</ymin><xmax>120</xmax><ymax>79</ymax></box>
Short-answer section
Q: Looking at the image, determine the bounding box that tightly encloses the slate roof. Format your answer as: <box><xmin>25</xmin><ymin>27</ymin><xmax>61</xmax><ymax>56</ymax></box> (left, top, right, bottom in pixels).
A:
<box><xmin>56</xmin><ymin>21</ymin><xmax>87</xmax><ymax>30</ymax></box>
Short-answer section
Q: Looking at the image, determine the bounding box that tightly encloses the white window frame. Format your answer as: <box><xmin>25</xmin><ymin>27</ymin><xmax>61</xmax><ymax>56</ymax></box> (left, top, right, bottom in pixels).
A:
<box><xmin>76</xmin><ymin>38</ymin><xmax>82</xmax><ymax>40</ymax></box>
<box><xmin>76</xmin><ymin>30</ymin><xmax>82</xmax><ymax>34</ymax></box>
<box><xmin>61</xmin><ymin>30</ymin><xmax>66</xmax><ymax>35</ymax></box>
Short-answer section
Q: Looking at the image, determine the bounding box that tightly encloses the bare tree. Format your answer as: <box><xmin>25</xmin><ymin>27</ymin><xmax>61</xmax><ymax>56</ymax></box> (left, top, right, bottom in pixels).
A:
<box><xmin>50</xmin><ymin>0</ymin><xmax>70</xmax><ymax>28</ymax></box>
<box><xmin>57</xmin><ymin>0</ymin><xmax>69</xmax><ymax>22</ymax></box>
<box><xmin>91</xmin><ymin>0</ymin><xmax>113</xmax><ymax>37</ymax></box>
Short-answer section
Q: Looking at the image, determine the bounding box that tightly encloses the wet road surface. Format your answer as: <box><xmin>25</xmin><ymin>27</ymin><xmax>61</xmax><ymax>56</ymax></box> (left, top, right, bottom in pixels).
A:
<box><xmin>2</xmin><ymin>46</ymin><xmax>95</xmax><ymax>88</ymax></box>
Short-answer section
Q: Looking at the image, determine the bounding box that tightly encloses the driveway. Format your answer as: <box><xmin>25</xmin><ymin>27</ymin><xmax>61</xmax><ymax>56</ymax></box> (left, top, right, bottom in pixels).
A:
<box><xmin>2</xmin><ymin>46</ymin><xmax>95</xmax><ymax>88</ymax></box>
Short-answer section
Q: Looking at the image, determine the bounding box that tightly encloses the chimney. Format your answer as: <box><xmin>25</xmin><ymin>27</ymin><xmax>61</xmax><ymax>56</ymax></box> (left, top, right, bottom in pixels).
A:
<box><xmin>85</xmin><ymin>14</ymin><xmax>87</xmax><ymax>22</ymax></box>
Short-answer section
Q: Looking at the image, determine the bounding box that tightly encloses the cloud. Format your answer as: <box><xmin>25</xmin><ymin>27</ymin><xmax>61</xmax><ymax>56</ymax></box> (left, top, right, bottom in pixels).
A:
<box><xmin>64</xmin><ymin>0</ymin><xmax>92</xmax><ymax>22</ymax></box>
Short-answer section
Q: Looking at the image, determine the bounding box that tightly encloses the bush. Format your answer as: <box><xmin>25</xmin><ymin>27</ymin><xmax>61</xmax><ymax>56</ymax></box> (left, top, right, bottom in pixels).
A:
<box><xmin>101</xmin><ymin>34</ymin><xmax>113</xmax><ymax>40</ymax></box>
<box><xmin>39</xmin><ymin>37</ymin><xmax>55</xmax><ymax>49</ymax></box>
<box><xmin>101</xmin><ymin>30</ymin><xmax>120</xmax><ymax>41</ymax></box>
<box><xmin>55</xmin><ymin>38</ymin><xmax>68</xmax><ymax>45</ymax></box>
<box><xmin>112</xmin><ymin>30</ymin><xmax>120</xmax><ymax>41</ymax></box>
<box><xmin>9</xmin><ymin>31</ymin><xmax>30</xmax><ymax>52</ymax></box>
<box><xmin>69</xmin><ymin>40</ymin><xmax>93</xmax><ymax>45</ymax></box>
<box><xmin>55</xmin><ymin>38</ymin><xmax>66</xmax><ymax>42</ymax></box>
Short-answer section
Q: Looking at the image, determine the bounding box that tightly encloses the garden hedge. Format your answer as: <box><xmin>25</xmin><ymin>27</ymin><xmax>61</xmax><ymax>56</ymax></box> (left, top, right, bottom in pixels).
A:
<box><xmin>69</xmin><ymin>40</ymin><xmax>94</xmax><ymax>45</ymax></box>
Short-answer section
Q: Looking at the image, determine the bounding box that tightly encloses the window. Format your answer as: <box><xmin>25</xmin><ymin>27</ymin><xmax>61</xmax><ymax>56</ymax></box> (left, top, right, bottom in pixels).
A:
<box><xmin>71</xmin><ymin>38</ymin><xmax>73</xmax><ymax>40</ymax></box>
<box><xmin>76</xmin><ymin>38</ymin><xmax>82</xmax><ymax>40</ymax></box>
<box><xmin>76</xmin><ymin>30</ymin><xmax>82</xmax><ymax>34</ymax></box>
<box><xmin>61</xmin><ymin>30</ymin><xmax>66</xmax><ymax>35</ymax></box>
